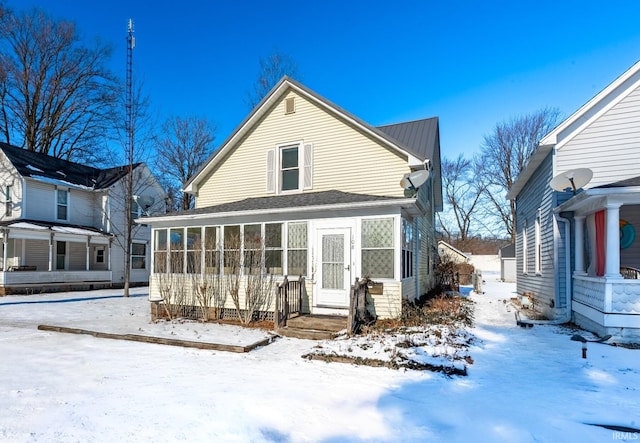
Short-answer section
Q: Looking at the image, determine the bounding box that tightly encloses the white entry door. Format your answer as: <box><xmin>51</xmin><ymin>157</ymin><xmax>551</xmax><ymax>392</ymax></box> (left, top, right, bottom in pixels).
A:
<box><xmin>316</xmin><ymin>228</ymin><xmax>351</xmax><ymax>307</ymax></box>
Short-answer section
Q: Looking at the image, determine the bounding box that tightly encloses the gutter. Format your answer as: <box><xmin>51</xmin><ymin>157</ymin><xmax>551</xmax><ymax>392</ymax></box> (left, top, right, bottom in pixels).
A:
<box><xmin>138</xmin><ymin>197</ymin><xmax>424</xmax><ymax>224</ymax></box>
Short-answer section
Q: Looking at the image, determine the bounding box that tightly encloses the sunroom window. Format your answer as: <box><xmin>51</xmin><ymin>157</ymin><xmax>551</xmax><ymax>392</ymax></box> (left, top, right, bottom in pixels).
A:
<box><xmin>154</xmin><ymin>229</ymin><xmax>167</xmax><ymax>273</ymax></box>
<box><xmin>361</xmin><ymin>218</ymin><xmax>394</xmax><ymax>279</ymax></box>
<box><xmin>265</xmin><ymin>223</ymin><xmax>283</xmax><ymax>275</ymax></box>
<box><xmin>287</xmin><ymin>222</ymin><xmax>307</xmax><ymax>276</ymax></box>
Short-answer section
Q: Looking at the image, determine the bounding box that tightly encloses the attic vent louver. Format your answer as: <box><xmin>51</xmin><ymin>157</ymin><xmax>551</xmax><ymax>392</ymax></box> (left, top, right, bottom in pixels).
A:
<box><xmin>285</xmin><ymin>97</ymin><xmax>295</xmax><ymax>114</ymax></box>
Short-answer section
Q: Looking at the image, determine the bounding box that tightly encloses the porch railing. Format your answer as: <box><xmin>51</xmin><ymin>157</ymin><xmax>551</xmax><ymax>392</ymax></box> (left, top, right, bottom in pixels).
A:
<box><xmin>573</xmin><ymin>274</ymin><xmax>640</xmax><ymax>314</ymax></box>
<box><xmin>621</xmin><ymin>266</ymin><xmax>640</xmax><ymax>279</ymax></box>
<box><xmin>437</xmin><ymin>272</ymin><xmax>460</xmax><ymax>292</ymax></box>
<box><xmin>274</xmin><ymin>275</ymin><xmax>304</xmax><ymax>329</ymax></box>
<box><xmin>0</xmin><ymin>270</ymin><xmax>112</xmax><ymax>286</ymax></box>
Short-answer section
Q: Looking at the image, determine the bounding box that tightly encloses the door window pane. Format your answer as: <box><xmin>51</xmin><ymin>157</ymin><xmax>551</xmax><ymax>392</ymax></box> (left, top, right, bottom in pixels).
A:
<box><xmin>322</xmin><ymin>234</ymin><xmax>343</xmax><ymax>289</ymax></box>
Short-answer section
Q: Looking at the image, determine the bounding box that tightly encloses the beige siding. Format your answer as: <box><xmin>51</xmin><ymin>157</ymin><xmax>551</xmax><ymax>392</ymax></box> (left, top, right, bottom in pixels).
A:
<box><xmin>196</xmin><ymin>91</ymin><xmax>409</xmax><ymax>208</ymax></box>
<box><xmin>370</xmin><ymin>281</ymin><xmax>402</xmax><ymax>319</ymax></box>
<box><xmin>557</xmin><ymin>84</ymin><xmax>640</xmax><ymax>187</ymax></box>
<box><xmin>27</xmin><ymin>240</ymin><xmax>50</xmax><ymax>271</ymax></box>
<box><xmin>68</xmin><ymin>242</ymin><xmax>86</xmax><ymax>271</ymax></box>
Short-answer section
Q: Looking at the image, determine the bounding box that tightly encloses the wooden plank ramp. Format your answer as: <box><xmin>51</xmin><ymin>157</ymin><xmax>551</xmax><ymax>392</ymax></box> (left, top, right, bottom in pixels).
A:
<box><xmin>37</xmin><ymin>324</ymin><xmax>274</xmax><ymax>353</ymax></box>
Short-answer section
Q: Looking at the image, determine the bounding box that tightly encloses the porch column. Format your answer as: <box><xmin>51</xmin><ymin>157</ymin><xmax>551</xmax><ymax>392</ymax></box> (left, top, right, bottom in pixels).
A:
<box><xmin>86</xmin><ymin>236</ymin><xmax>91</xmax><ymax>271</ymax></box>
<box><xmin>574</xmin><ymin>216</ymin><xmax>586</xmax><ymax>275</ymax></box>
<box><xmin>2</xmin><ymin>228</ymin><xmax>8</xmax><ymax>271</ymax></box>
<box><xmin>48</xmin><ymin>233</ymin><xmax>54</xmax><ymax>272</ymax></box>
<box><xmin>605</xmin><ymin>203</ymin><xmax>622</xmax><ymax>278</ymax></box>
<box><xmin>108</xmin><ymin>238</ymin><xmax>112</xmax><ymax>271</ymax></box>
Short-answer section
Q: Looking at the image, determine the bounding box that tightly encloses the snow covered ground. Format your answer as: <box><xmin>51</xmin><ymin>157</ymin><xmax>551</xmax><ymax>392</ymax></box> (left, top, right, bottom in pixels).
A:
<box><xmin>1</xmin><ymin>272</ymin><xmax>638</xmax><ymax>442</ymax></box>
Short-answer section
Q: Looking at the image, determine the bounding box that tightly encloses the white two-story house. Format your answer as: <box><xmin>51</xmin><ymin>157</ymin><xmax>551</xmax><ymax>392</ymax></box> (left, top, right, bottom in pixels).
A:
<box><xmin>0</xmin><ymin>142</ymin><xmax>165</xmax><ymax>294</ymax></box>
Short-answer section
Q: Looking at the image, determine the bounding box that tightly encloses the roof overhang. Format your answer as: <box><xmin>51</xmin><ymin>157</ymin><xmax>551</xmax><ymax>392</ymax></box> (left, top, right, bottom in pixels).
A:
<box><xmin>139</xmin><ymin>197</ymin><xmax>425</xmax><ymax>225</ymax></box>
<box><xmin>0</xmin><ymin>221</ymin><xmax>112</xmax><ymax>243</ymax></box>
<box><xmin>506</xmin><ymin>144</ymin><xmax>554</xmax><ymax>201</ymax></box>
<box><xmin>555</xmin><ymin>186</ymin><xmax>640</xmax><ymax>216</ymax></box>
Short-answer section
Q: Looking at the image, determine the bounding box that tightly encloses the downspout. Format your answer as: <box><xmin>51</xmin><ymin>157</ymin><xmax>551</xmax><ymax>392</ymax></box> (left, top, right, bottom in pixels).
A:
<box><xmin>554</xmin><ymin>214</ymin><xmax>572</xmax><ymax>323</ymax></box>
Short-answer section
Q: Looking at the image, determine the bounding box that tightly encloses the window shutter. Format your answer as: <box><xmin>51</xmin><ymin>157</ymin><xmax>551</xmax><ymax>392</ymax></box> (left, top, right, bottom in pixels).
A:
<box><xmin>303</xmin><ymin>143</ymin><xmax>313</xmax><ymax>190</ymax></box>
<box><xmin>266</xmin><ymin>149</ymin><xmax>276</xmax><ymax>193</ymax></box>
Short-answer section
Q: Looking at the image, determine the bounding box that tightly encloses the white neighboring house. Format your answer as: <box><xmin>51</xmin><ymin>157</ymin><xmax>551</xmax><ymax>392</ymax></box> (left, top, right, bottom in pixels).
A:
<box><xmin>0</xmin><ymin>142</ymin><xmax>166</xmax><ymax>294</ymax></box>
<box><xmin>508</xmin><ymin>60</ymin><xmax>640</xmax><ymax>342</ymax></box>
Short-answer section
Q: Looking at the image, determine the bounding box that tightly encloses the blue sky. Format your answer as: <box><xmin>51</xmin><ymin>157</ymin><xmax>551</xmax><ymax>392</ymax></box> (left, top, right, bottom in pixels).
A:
<box><xmin>15</xmin><ymin>0</ymin><xmax>640</xmax><ymax>159</ymax></box>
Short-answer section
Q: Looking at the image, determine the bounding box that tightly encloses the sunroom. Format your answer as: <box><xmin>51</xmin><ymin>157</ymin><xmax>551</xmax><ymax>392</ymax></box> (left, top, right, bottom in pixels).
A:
<box><xmin>143</xmin><ymin>190</ymin><xmax>429</xmax><ymax>320</ymax></box>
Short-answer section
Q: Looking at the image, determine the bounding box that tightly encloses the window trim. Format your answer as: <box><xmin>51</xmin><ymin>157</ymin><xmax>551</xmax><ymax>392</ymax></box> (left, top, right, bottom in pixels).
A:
<box><xmin>361</xmin><ymin>217</ymin><xmax>395</xmax><ymax>280</ymax></box>
<box><xmin>56</xmin><ymin>188</ymin><xmax>69</xmax><ymax>221</ymax></box>
<box><xmin>131</xmin><ymin>241</ymin><xmax>147</xmax><ymax>270</ymax></box>
<box><xmin>5</xmin><ymin>184</ymin><xmax>12</xmax><ymax>217</ymax></box>
<box><xmin>535</xmin><ymin>212</ymin><xmax>542</xmax><ymax>275</ymax></box>
<box><xmin>522</xmin><ymin>222</ymin><xmax>528</xmax><ymax>275</ymax></box>
<box><xmin>279</xmin><ymin>142</ymin><xmax>302</xmax><ymax>193</ymax></box>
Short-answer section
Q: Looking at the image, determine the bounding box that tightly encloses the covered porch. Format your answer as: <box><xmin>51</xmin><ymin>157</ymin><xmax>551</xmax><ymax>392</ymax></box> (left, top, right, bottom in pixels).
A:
<box><xmin>557</xmin><ymin>178</ymin><xmax>640</xmax><ymax>341</ymax></box>
<box><xmin>0</xmin><ymin>220</ymin><xmax>113</xmax><ymax>294</ymax></box>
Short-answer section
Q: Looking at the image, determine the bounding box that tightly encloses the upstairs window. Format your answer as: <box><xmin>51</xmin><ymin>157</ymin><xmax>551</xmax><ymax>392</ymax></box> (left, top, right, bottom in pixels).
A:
<box><xmin>281</xmin><ymin>146</ymin><xmax>299</xmax><ymax>191</ymax></box>
<box><xmin>266</xmin><ymin>143</ymin><xmax>313</xmax><ymax>193</ymax></box>
<box><xmin>5</xmin><ymin>185</ymin><xmax>12</xmax><ymax>216</ymax></box>
<box><xmin>57</xmin><ymin>189</ymin><xmax>68</xmax><ymax>221</ymax></box>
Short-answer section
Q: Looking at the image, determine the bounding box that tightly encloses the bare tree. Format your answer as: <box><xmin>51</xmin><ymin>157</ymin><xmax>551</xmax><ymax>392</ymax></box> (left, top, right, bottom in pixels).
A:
<box><xmin>437</xmin><ymin>154</ymin><xmax>485</xmax><ymax>251</ymax></box>
<box><xmin>0</xmin><ymin>5</ymin><xmax>118</xmax><ymax>162</ymax></box>
<box><xmin>155</xmin><ymin>115</ymin><xmax>216</xmax><ymax>210</ymax></box>
<box><xmin>245</xmin><ymin>50</ymin><xmax>300</xmax><ymax>109</ymax></box>
<box><xmin>478</xmin><ymin>108</ymin><xmax>562</xmax><ymax>243</ymax></box>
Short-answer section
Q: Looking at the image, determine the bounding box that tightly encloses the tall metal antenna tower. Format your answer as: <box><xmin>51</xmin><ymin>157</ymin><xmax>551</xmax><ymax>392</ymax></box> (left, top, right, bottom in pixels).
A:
<box><xmin>124</xmin><ymin>18</ymin><xmax>135</xmax><ymax>298</ymax></box>
<box><xmin>126</xmin><ymin>19</ymin><xmax>135</xmax><ymax>160</ymax></box>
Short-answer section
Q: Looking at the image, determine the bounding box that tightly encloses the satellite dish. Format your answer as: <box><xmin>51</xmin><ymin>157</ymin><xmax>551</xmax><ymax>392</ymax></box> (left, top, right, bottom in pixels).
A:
<box><xmin>549</xmin><ymin>168</ymin><xmax>593</xmax><ymax>194</ymax></box>
<box><xmin>133</xmin><ymin>195</ymin><xmax>155</xmax><ymax>215</ymax></box>
<box><xmin>400</xmin><ymin>169</ymin><xmax>430</xmax><ymax>191</ymax></box>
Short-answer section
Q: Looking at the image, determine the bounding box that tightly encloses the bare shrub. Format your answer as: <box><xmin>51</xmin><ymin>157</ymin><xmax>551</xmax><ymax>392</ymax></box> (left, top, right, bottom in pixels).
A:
<box><xmin>155</xmin><ymin>251</ymin><xmax>188</xmax><ymax>320</ymax></box>
<box><xmin>235</xmin><ymin>232</ymin><xmax>275</xmax><ymax>324</ymax></box>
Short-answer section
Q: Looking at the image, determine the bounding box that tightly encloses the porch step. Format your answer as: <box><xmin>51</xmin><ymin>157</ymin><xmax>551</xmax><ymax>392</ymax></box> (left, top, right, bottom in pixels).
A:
<box><xmin>276</xmin><ymin>327</ymin><xmax>336</xmax><ymax>340</ymax></box>
<box><xmin>286</xmin><ymin>314</ymin><xmax>347</xmax><ymax>332</ymax></box>
<box><xmin>277</xmin><ymin>315</ymin><xmax>347</xmax><ymax>340</ymax></box>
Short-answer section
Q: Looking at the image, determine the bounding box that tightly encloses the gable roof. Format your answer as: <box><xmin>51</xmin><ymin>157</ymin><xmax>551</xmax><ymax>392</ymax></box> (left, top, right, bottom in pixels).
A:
<box><xmin>507</xmin><ymin>59</ymin><xmax>640</xmax><ymax>200</ymax></box>
<box><xmin>377</xmin><ymin>118</ymin><xmax>443</xmax><ymax>210</ymax></box>
<box><xmin>0</xmin><ymin>142</ymin><xmax>140</xmax><ymax>190</ymax></box>
<box><xmin>184</xmin><ymin>77</ymin><xmax>440</xmax><ymax>194</ymax></box>
<box><xmin>437</xmin><ymin>240</ymin><xmax>469</xmax><ymax>262</ymax></box>
<box><xmin>377</xmin><ymin>118</ymin><xmax>439</xmax><ymax>161</ymax></box>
